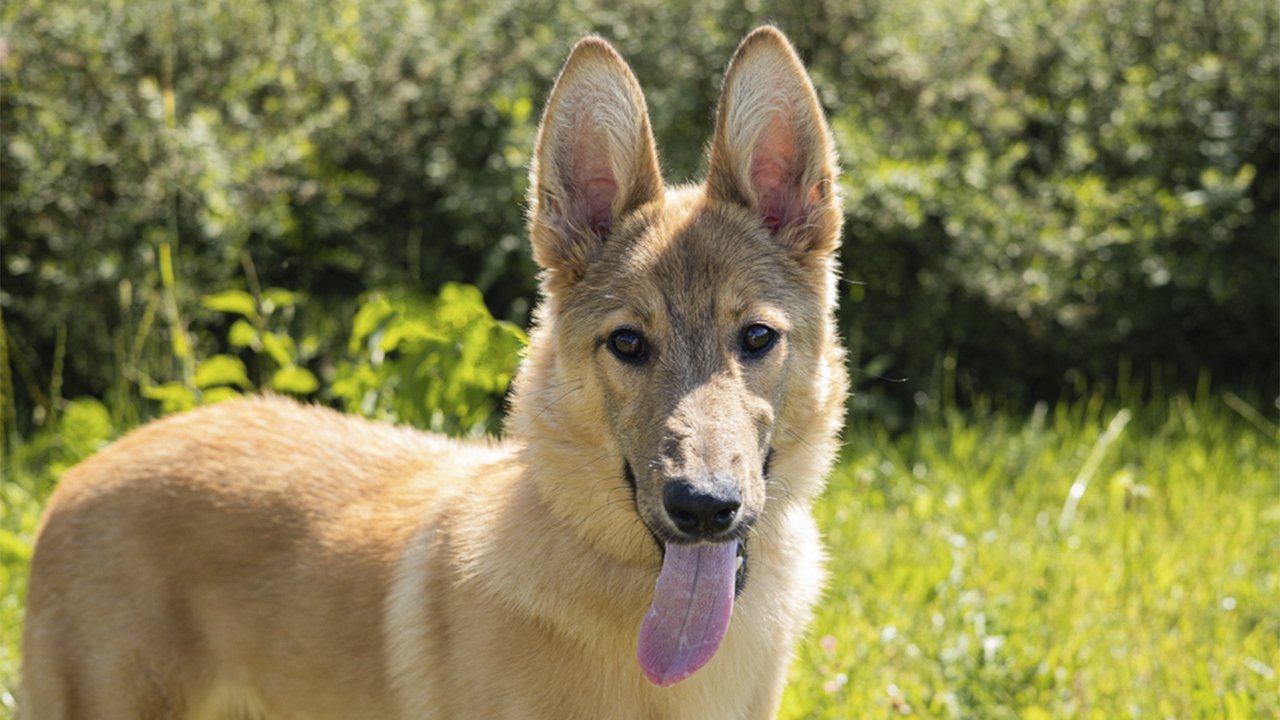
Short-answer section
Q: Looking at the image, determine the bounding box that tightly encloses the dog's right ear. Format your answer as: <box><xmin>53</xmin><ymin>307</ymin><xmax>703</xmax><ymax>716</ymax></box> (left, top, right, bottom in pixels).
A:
<box><xmin>528</xmin><ymin>38</ymin><xmax>663</xmax><ymax>289</ymax></box>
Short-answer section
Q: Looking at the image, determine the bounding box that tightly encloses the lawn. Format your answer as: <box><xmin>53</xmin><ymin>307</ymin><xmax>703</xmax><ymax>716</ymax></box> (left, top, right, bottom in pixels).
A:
<box><xmin>2</xmin><ymin>393</ymin><xmax>1277</xmax><ymax>718</ymax></box>
<box><xmin>782</xmin><ymin>393</ymin><xmax>1279</xmax><ymax>718</ymax></box>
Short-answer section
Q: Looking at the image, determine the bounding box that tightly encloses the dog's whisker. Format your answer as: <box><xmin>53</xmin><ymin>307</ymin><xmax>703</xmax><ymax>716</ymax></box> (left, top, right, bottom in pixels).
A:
<box><xmin>782</xmin><ymin>428</ymin><xmax>823</xmax><ymax>458</ymax></box>
<box><xmin>534</xmin><ymin>377</ymin><xmax>589</xmax><ymax>392</ymax></box>
<box><xmin>528</xmin><ymin>383</ymin><xmax>585</xmax><ymax>424</ymax></box>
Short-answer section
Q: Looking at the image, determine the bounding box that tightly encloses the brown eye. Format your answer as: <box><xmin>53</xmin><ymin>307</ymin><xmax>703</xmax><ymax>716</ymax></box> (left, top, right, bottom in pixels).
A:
<box><xmin>608</xmin><ymin>329</ymin><xmax>648</xmax><ymax>363</ymax></box>
<box><xmin>740</xmin><ymin>324</ymin><xmax>777</xmax><ymax>357</ymax></box>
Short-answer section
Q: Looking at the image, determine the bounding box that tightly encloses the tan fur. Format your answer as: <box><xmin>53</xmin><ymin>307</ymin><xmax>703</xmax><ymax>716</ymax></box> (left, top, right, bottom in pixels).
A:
<box><xmin>22</xmin><ymin>26</ymin><xmax>848</xmax><ymax>719</ymax></box>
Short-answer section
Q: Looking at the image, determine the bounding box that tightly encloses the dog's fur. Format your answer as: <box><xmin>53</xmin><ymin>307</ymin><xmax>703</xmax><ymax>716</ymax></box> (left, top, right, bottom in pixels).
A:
<box><xmin>22</xmin><ymin>26</ymin><xmax>848</xmax><ymax>719</ymax></box>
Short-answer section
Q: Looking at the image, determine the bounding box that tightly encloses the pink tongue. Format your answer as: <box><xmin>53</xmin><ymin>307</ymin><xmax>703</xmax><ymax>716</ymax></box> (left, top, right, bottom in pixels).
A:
<box><xmin>637</xmin><ymin>542</ymin><xmax>738</xmax><ymax>686</ymax></box>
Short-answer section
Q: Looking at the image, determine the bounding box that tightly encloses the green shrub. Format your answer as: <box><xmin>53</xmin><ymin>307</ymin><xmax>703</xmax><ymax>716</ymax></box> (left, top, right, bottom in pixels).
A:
<box><xmin>173</xmin><ymin>282</ymin><xmax>525</xmax><ymax>435</ymax></box>
<box><xmin>331</xmin><ymin>283</ymin><xmax>526</xmax><ymax>436</ymax></box>
<box><xmin>817</xmin><ymin>0</ymin><xmax>1279</xmax><ymax>407</ymax></box>
<box><xmin>3</xmin><ymin>0</ymin><xmax>1276</xmax><ymax>430</ymax></box>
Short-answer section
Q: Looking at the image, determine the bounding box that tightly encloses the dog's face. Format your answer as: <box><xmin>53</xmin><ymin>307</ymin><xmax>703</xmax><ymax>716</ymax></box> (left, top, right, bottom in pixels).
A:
<box><xmin>560</xmin><ymin>194</ymin><xmax>827</xmax><ymax>549</ymax></box>
<box><xmin>512</xmin><ymin>27</ymin><xmax>846</xmax><ymax>686</ymax></box>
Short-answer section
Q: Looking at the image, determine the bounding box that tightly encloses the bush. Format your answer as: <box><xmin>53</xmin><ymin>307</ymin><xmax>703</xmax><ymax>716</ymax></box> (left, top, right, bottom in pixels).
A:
<box><xmin>814</xmin><ymin>0</ymin><xmax>1279</xmax><ymax>408</ymax></box>
<box><xmin>3</xmin><ymin>0</ymin><xmax>1276</xmax><ymax>431</ymax></box>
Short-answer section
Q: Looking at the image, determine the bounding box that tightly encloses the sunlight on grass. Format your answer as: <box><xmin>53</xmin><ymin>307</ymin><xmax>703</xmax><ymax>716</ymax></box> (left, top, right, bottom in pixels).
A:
<box><xmin>782</xmin><ymin>396</ymin><xmax>1279</xmax><ymax>718</ymax></box>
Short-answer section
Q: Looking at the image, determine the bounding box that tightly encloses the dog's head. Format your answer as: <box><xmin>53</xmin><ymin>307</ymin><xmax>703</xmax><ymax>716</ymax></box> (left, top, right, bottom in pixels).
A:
<box><xmin>509</xmin><ymin>26</ymin><xmax>848</xmax><ymax>686</ymax></box>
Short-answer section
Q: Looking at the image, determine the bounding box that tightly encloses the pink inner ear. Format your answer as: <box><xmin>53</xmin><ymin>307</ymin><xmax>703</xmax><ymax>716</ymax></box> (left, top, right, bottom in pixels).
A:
<box><xmin>749</xmin><ymin>116</ymin><xmax>803</xmax><ymax>233</ymax></box>
<box><xmin>581</xmin><ymin>176</ymin><xmax>618</xmax><ymax>236</ymax></box>
<box><xmin>568</xmin><ymin>131</ymin><xmax>619</xmax><ymax>238</ymax></box>
<box><xmin>752</xmin><ymin>158</ymin><xmax>791</xmax><ymax>232</ymax></box>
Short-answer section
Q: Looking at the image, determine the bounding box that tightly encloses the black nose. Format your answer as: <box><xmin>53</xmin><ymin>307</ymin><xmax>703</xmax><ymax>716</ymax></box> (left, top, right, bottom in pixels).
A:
<box><xmin>663</xmin><ymin>480</ymin><xmax>741</xmax><ymax>538</ymax></box>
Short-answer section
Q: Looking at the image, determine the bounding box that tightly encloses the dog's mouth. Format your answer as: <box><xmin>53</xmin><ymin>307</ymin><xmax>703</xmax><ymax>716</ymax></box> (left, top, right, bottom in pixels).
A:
<box><xmin>623</xmin><ymin>461</ymin><xmax>751</xmax><ymax>596</ymax></box>
<box><xmin>624</xmin><ymin>460</ymin><xmax>758</xmax><ymax>687</ymax></box>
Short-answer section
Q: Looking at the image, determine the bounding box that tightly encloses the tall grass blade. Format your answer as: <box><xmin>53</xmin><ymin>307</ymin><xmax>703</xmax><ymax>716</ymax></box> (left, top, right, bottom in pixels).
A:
<box><xmin>1058</xmin><ymin>408</ymin><xmax>1132</xmax><ymax>533</ymax></box>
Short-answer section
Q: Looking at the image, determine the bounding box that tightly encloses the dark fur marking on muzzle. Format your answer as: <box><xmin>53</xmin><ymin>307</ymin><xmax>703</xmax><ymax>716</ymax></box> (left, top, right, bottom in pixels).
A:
<box><xmin>624</xmin><ymin>461</ymin><xmax>665</xmax><ymax>558</ymax></box>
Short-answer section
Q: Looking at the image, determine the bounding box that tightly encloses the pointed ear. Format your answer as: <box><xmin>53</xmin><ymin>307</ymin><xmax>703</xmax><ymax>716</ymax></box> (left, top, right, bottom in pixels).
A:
<box><xmin>706</xmin><ymin>27</ymin><xmax>841</xmax><ymax>257</ymax></box>
<box><xmin>527</xmin><ymin>37</ymin><xmax>663</xmax><ymax>286</ymax></box>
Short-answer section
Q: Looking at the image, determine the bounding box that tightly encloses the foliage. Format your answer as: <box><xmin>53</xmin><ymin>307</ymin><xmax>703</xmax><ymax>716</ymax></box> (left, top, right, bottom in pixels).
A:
<box><xmin>3</xmin><ymin>391</ymin><xmax>1276</xmax><ymax>717</ymax></box>
<box><xmin>2</xmin><ymin>0</ymin><xmax>1276</xmax><ymax>433</ymax></box>
<box><xmin>143</xmin><ymin>281</ymin><xmax>524</xmax><ymax>432</ymax></box>
<box><xmin>331</xmin><ymin>282</ymin><xmax>526</xmax><ymax>436</ymax></box>
<box><xmin>143</xmin><ymin>285</ymin><xmax>318</xmax><ymax>413</ymax></box>
<box><xmin>816</xmin><ymin>0</ymin><xmax>1280</xmax><ymax>408</ymax></box>
<box><xmin>2</xmin><ymin>0</ymin><xmax>548</xmax><ymax>429</ymax></box>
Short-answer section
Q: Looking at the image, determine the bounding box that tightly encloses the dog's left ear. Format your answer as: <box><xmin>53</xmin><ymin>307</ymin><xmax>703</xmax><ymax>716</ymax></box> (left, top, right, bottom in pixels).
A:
<box><xmin>706</xmin><ymin>27</ymin><xmax>841</xmax><ymax>258</ymax></box>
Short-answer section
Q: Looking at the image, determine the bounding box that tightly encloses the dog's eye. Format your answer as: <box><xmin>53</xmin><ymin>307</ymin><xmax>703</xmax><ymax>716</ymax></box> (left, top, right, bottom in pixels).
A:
<box><xmin>608</xmin><ymin>329</ymin><xmax>648</xmax><ymax>363</ymax></box>
<box><xmin>740</xmin><ymin>324</ymin><xmax>776</xmax><ymax>357</ymax></box>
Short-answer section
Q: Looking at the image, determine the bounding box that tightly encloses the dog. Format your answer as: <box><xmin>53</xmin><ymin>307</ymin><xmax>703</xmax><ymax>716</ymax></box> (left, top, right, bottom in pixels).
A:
<box><xmin>22</xmin><ymin>25</ymin><xmax>848</xmax><ymax>719</ymax></box>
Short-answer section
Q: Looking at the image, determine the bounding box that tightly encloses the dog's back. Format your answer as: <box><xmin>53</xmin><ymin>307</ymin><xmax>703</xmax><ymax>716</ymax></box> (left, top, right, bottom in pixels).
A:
<box><xmin>23</xmin><ymin>397</ymin><xmax>508</xmax><ymax>719</ymax></box>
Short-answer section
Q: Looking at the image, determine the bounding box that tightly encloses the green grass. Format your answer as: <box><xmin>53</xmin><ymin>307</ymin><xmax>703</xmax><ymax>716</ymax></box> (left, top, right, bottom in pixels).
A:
<box><xmin>2</xmin><ymin>394</ymin><xmax>1277</xmax><ymax>718</ymax></box>
<box><xmin>782</xmin><ymin>394</ymin><xmax>1280</xmax><ymax>719</ymax></box>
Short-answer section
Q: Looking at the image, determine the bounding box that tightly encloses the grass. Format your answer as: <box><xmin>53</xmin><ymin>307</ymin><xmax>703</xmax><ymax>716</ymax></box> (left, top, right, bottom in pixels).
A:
<box><xmin>781</xmin><ymin>393</ymin><xmax>1279</xmax><ymax>719</ymax></box>
<box><xmin>2</xmin><ymin>392</ymin><xmax>1277</xmax><ymax>718</ymax></box>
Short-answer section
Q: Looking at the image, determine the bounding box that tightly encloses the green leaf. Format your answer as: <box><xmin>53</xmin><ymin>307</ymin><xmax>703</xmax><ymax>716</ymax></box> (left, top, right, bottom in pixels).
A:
<box><xmin>202</xmin><ymin>386</ymin><xmax>242</xmax><ymax>404</ymax></box>
<box><xmin>350</xmin><ymin>295</ymin><xmax>395</xmax><ymax>352</ymax></box>
<box><xmin>201</xmin><ymin>290</ymin><xmax>260</xmax><ymax>322</ymax></box>
<box><xmin>57</xmin><ymin>398</ymin><xmax>114</xmax><ymax>451</ymax></box>
<box><xmin>50</xmin><ymin>397</ymin><xmax>117</xmax><ymax>473</ymax></box>
<box><xmin>262</xmin><ymin>287</ymin><xmax>299</xmax><ymax>314</ymax></box>
<box><xmin>142</xmin><ymin>382</ymin><xmax>197</xmax><ymax>414</ymax></box>
<box><xmin>261</xmin><ymin>331</ymin><xmax>297</xmax><ymax>366</ymax></box>
<box><xmin>228</xmin><ymin>319</ymin><xmax>258</xmax><ymax>348</ymax></box>
<box><xmin>194</xmin><ymin>354</ymin><xmax>251</xmax><ymax>389</ymax></box>
<box><xmin>271</xmin><ymin>365</ymin><xmax>318</xmax><ymax>395</ymax></box>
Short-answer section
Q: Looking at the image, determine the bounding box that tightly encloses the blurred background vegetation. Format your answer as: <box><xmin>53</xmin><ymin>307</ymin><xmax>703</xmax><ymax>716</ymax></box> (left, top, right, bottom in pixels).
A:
<box><xmin>2</xmin><ymin>1</ymin><xmax>1278</xmax><ymax>716</ymax></box>
<box><xmin>3</xmin><ymin>0</ymin><xmax>1276</xmax><ymax>435</ymax></box>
